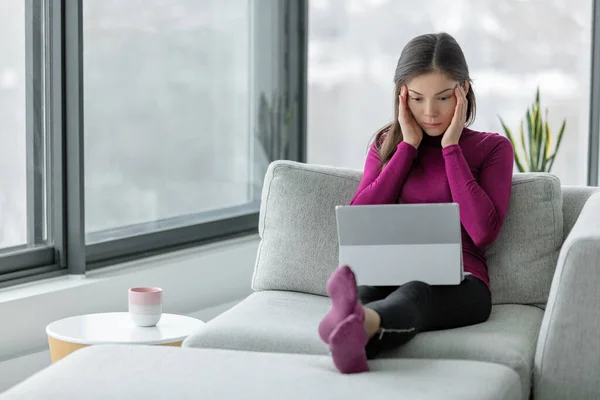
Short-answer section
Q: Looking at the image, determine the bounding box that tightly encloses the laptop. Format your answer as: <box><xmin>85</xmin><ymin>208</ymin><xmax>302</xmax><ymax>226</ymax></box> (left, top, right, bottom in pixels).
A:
<box><xmin>335</xmin><ymin>203</ymin><xmax>467</xmax><ymax>286</ymax></box>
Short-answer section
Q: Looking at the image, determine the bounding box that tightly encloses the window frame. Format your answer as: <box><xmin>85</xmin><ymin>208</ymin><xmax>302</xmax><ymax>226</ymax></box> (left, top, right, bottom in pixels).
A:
<box><xmin>25</xmin><ymin>0</ymin><xmax>46</xmax><ymax>247</ymax></box>
<box><xmin>589</xmin><ymin>0</ymin><xmax>600</xmax><ymax>186</ymax></box>
<box><xmin>0</xmin><ymin>0</ymin><xmax>61</xmax><ymax>287</ymax></box>
<box><xmin>0</xmin><ymin>0</ymin><xmax>308</xmax><ymax>286</ymax></box>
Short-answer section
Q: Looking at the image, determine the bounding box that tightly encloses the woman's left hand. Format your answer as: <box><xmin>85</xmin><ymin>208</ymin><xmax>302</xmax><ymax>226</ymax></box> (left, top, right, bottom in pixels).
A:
<box><xmin>441</xmin><ymin>83</ymin><xmax>468</xmax><ymax>148</ymax></box>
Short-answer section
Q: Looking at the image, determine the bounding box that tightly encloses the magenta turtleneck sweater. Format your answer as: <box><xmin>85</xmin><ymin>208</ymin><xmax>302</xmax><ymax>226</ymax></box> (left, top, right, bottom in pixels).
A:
<box><xmin>350</xmin><ymin>127</ymin><xmax>514</xmax><ymax>288</ymax></box>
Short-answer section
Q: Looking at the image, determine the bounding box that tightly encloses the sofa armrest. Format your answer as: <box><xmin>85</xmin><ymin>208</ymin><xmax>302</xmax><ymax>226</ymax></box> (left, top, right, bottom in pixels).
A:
<box><xmin>534</xmin><ymin>191</ymin><xmax>600</xmax><ymax>400</ymax></box>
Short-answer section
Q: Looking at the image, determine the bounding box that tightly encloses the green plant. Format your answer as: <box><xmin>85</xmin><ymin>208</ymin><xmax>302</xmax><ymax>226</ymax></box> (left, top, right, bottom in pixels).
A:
<box><xmin>498</xmin><ymin>86</ymin><xmax>566</xmax><ymax>173</ymax></box>
<box><xmin>255</xmin><ymin>91</ymin><xmax>295</xmax><ymax>163</ymax></box>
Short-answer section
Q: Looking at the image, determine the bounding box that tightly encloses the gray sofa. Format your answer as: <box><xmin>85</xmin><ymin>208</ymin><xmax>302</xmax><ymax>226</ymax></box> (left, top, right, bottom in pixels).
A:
<box><xmin>181</xmin><ymin>160</ymin><xmax>600</xmax><ymax>399</ymax></box>
<box><xmin>2</xmin><ymin>160</ymin><xmax>600</xmax><ymax>400</ymax></box>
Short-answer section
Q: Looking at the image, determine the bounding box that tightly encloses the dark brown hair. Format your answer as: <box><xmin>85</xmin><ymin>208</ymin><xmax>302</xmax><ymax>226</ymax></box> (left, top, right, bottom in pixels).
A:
<box><xmin>375</xmin><ymin>32</ymin><xmax>476</xmax><ymax>166</ymax></box>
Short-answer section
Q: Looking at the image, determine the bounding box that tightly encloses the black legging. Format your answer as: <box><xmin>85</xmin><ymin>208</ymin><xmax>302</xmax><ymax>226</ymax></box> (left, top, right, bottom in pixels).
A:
<box><xmin>358</xmin><ymin>275</ymin><xmax>492</xmax><ymax>359</ymax></box>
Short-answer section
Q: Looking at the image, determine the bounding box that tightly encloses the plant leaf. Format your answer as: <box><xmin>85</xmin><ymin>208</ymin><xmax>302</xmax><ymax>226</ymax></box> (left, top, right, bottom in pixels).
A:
<box><xmin>547</xmin><ymin>118</ymin><xmax>567</xmax><ymax>171</ymax></box>
<box><xmin>547</xmin><ymin>119</ymin><xmax>566</xmax><ymax>172</ymax></box>
<box><xmin>518</xmin><ymin>119</ymin><xmax>529</xmax><ymax>169</ymax></box>
<box><xmin>546</xmin><ymin>155</ymin><xmax>556</xmax><ymax>172</ymax></box>
<box><xmin>525</xmin><ymin>109</ymin><xmax>534</xmax><ymax>171</ymax></box>
<box><xmin>541</xmin><ymin>120</ymin><xmax>551</xmax><ymax>171</ymax></box>
<box><xmin>532</xmin><ymin>102</ymin><xmax>542</xmax><ymax>171</ymax></box>
<box><xmin>555</xmin><ymin>118</ymin><xmax>567</xmax><ymax>151</ymax></box>
<box><xmin>498</xmin><ymin>116</ymin><xmax>526</xmax><ymax>172</ymax></box>
<box><xmin>535</xmin><ymin>106</ymin><xmax>544</xmax><ymax>171</ymax></box>
<box><xmin>545</xmin><ymin>120</ymin><xmax>552</xmax><ymax>159</ymax></box>
<box><xmin>519</xmin><ymin>120</ymin><xmax>529</xmax><ymax>172</ymax></box>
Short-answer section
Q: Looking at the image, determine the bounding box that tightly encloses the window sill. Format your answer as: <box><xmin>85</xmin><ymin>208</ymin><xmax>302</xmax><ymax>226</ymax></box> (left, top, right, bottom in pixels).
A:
<box><xmin>0</xmin><ymin>234</ymin><xmax>259</xmax><ymax>361</ymax></box>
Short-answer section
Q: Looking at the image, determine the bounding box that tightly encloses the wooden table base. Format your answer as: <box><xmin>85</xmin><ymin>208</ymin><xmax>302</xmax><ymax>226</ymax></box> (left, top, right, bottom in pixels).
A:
<box><xmin>48</xmin><ymin>336</ymin><xmax>183</xmax><ymax>363</ymax></box>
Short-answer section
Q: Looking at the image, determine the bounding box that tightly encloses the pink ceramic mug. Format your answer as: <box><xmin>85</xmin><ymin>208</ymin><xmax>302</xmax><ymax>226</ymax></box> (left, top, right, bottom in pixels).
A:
<box><xmin>128</xmin><ymin>287</ymin><xmax>163</xmax><ymax>327</ymax></box>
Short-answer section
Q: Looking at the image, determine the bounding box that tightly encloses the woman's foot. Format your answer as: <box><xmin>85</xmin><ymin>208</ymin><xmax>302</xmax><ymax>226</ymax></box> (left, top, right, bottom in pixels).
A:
<box><xmin>318</xmin><ymin>265</ymin><xmax>364</xmax><ymax>344</ymax></box>
<box><xmin>329</xmin><ymin>313</ymin><xmax>369</xmax><ymax>374</ymax></box>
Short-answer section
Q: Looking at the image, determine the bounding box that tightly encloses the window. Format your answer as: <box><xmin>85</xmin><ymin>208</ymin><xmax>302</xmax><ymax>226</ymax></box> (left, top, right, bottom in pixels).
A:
<box><xmin>83</xmin><ymin>1</ymin><xmax>260</xmax><ymax>240</ymax></box>
<box><xmin>0</xmin><ymin>0</ymin><xmax>50</xmax><ymax>267</ymax></box>
<box><xmin>1</xmin><ymin>1</ymin><xmax>29</xmax><ymax>250</ymax></box>
<box><xmin>308</xmin><ymin>0</ymin><xmax>593</xmax><ymax>186</ymax></box>
<box><xmin>0</xmin><ymin>0</ymin><xmax>306</xmax><ymax>286</ymax></box>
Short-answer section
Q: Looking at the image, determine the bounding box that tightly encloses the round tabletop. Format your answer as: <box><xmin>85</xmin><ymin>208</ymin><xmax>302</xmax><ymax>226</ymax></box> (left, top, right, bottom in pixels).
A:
<box><xmin>46</xmin><ymin>313</ymin><xmax>205</xmax><ymax>345</ymax></box>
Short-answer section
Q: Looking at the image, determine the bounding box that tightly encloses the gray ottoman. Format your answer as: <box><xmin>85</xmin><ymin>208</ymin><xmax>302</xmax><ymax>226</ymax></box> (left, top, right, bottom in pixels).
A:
<box><xmin>0</xmin><ymin>345</ymin><xmax>521</xmax><ymax>400</ymax></box>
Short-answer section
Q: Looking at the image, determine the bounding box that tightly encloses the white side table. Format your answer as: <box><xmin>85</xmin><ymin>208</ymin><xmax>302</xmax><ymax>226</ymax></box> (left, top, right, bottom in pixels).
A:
<box><xmin>46</xmin><ymin>312</ymin><xmax>204</xmax><ymax>363</ymax></box>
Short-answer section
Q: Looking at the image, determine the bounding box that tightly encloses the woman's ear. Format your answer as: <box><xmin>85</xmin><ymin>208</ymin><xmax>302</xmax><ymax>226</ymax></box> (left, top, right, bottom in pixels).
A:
<box><xmin>463</xmin><ymin>80</ymin><xmax>471</xmax><ymax>95</ymax></box>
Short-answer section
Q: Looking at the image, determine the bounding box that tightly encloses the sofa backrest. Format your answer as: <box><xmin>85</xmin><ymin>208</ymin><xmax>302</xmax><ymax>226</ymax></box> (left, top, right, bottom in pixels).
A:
<box><xmin>561</xmin><ymin>186</ymin><xmax>600</xmax><ymax>240</ymax></box>
<box><xmin>485</xmin><ymin>174</ymin><xmax>562</xmax><ymax>304</ymax></box>
<box><xmin>251</xmin><ymin>160</ymin><xmax>588</xmax><ymax>305</ymax></box>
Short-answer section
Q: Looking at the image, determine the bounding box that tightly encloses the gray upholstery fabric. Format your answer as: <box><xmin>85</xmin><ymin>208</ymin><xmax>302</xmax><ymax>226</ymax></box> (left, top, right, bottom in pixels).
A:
<box><xmin>382</xmin><ymin>304</ymin><xmax>543</xmax><ymax>400</ymax></box>
<box><xmin>252</xmin><ymin>161</ymin><xmax>360</xmax><ymax>296</ymax></box>
<box><xmin>183</xmin><ymin>291</ymin><xmax>542</xmax><ymax>398</ymax></box>
<box><xmin>183</xmin><ymin>291</ymin><xmax>330</xmax><ymax>355</ymax></box>
<box><xmin>252</xmin><ymin>161</ymin><xmax>563</xmax><ymax>305</ymax></box>
<box><xmin>534</xmin><ymin>192</ymin><xmax>600</xmax><ymax>400</ymax></box>
<box><xmin>0</xmin><ymin>345</ymin><xmax>522</xmax><ymax>400</ymax></box>
<box><xmin>486</xmin><ymin>173</ymin><xmax>563</xmax><ymax>305</ymax></box>
<box><xmin>560</xmin><ymin>185</ymin><xmax>600</xmax><ymax>239</ymax></box>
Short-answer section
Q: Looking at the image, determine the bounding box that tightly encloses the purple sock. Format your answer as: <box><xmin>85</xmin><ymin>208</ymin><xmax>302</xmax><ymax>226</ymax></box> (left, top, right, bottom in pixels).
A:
<box><xmin>318</xmin><ymin>265</ymin><xmax>364</xmax><ymax>344</ymax></box>
<box><xmin>329</xmin><ymin>313</ymin><xmax>369</xmax><ymax>374</ymax></box>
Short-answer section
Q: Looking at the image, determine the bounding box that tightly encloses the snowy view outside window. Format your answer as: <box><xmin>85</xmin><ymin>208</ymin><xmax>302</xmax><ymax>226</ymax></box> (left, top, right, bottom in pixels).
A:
<box><xmin>0</xmin><ymin>0</ymin><xmax>595</xmax><ymax>249</ymax></box>
<box><xmin>307</xmin><ymin>0</ymin><xmax>593</xmax><ymax>188</ymax></box>
<box><xmin>83</xmin><ymin>0</ymin><xmax>283</xmax><ymax>238</ymax></box>
<box><xmin>0</xmin><ymin>1</ymin><xmax>27</xmax><ymax>249</ymax></box>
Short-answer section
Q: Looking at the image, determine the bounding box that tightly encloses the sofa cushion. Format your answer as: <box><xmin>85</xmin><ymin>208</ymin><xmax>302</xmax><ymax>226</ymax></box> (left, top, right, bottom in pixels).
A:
<box><xmin>0</xmin><ymin>345</ymin><xmax>522</xmax><ymax>400</ymax></box>
<box><xmin>252</xmin><ymin>161</ymin><xmax>361</xmax><ymax>296</ymax></box>
<box><xmin>384</xmin><ymin>303</ymin><xmax>543</xmax><ymax>400</ymax></box>
<box><xmin>183</xmin><ymin>291</ymin><xmax>330</xmax><ymax>355</ymax></box>
<box><xmin>183</xmin><ymin>291</ymin><xmax>543</xmax><ymax>399</ymax></box>
<box><xmin>252</xmin><ymin>161</ymin><xmax>563</xmax><ymax>305</ymax></box>
<box><xmin>486</xmin><ymin>173</ymin><xmax>563</xmax><ymax>304</ymax></box>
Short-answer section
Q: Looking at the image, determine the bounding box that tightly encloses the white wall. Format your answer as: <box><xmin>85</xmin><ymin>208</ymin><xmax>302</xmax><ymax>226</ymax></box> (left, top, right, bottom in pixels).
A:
<box><xmin>0</xmin><ymin>235</ymin><xmax>258</xmax><ymax>393</ymax></box>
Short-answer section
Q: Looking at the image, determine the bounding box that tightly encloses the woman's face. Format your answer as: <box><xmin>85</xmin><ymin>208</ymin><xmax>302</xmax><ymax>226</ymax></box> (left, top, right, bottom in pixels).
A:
<box><xmin>406</xmin><ymin>71</ymin><xmax>466</xmax><ymax>137</ymax></box>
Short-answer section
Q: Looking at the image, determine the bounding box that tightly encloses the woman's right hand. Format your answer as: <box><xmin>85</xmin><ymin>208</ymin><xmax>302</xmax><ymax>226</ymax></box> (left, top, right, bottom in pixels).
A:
<box><xmin>398</xmin><ymin>85</ymin><xmax>423</xmax><ymax>149</ymax></box>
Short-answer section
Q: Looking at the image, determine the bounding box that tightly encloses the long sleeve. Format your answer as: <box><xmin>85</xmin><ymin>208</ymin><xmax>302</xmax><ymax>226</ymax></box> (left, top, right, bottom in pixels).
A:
<box><xmin>350</xmin><ymin>141</ymin><xmax>418</xmax><ymax>205</ymax></box>
<box><xmin>442</xmin><ymin>137</ymin><xmax>514</xmax><ymax>248</ymax></box>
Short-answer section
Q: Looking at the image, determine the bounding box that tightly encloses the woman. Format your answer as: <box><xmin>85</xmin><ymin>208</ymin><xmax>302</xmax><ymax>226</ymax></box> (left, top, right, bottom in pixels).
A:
<box><xmin>318</xmin><ymin>32</ymin><xmax>514</xmax><ymax>374</ymax></box>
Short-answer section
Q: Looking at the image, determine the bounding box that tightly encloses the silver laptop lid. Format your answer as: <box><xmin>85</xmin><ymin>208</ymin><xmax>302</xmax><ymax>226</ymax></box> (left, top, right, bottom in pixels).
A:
<box><xmin>335</xmin><ymin>203</ymin><xmax>461</xmax><ymax>246</ymax></box>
